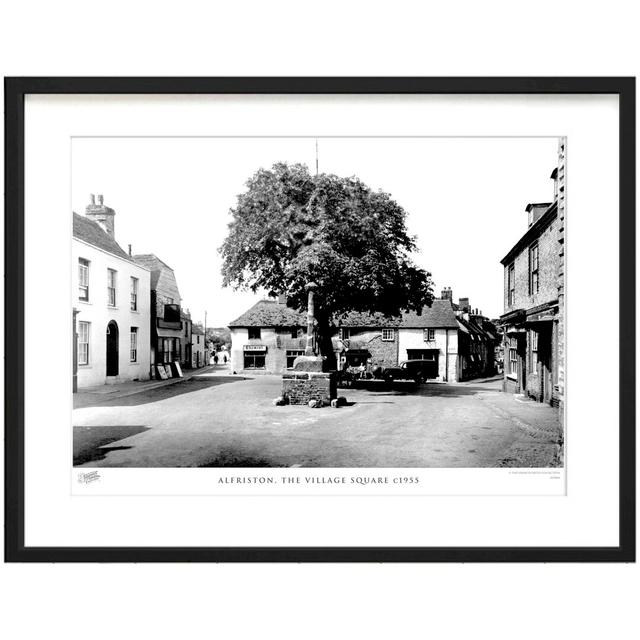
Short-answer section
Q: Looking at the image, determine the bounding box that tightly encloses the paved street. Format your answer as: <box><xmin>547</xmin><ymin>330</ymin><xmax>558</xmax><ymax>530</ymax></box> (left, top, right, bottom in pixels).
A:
<box><xmin>73</xmin><ymin>365</ymin><xmax>563</xmax><ymax>468</ymax></box>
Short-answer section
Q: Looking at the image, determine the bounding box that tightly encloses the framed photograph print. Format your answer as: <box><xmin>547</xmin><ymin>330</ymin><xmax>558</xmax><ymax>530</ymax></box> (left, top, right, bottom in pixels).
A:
<box><xmin>4</xmin><ymin>77</ymin><xmax>635</xmax><ymax>562</ymax></box>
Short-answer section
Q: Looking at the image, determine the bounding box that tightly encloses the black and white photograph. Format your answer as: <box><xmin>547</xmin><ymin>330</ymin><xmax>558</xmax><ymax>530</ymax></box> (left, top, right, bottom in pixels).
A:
<box><xmin>71</xmin><ymin>135</ymin><xmax>566</xmax><ymax>471</ymax></box>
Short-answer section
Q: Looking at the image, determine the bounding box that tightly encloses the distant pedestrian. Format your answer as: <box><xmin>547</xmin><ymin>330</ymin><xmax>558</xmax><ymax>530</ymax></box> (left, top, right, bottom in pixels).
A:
<box><xmin>214</xmin><ymin>354</ymin><xmax>219</xmax><ymax>365</ymax></box>
<box><xmin>358</xmin><ymin>363</ymin><xmax>366</xmax><ymax>379</ymax></box>
<box><xmin>223</xmin><ymin>354</ymin><xmax>227</xmax><ymax>364</ymax></box>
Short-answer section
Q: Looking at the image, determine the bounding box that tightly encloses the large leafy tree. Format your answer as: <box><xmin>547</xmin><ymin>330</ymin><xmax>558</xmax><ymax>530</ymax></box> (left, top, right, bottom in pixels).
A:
<box><xmin>220</xmin><ymin>162</ymin><xmax>434</xmax><ymax>364</ymax></box>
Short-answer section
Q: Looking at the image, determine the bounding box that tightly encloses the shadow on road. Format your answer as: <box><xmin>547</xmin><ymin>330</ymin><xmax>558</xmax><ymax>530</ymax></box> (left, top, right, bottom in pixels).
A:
<box><xmin>73</xmin><ymin>425</ymin><xmax>150</xmax><ymax>465</ymax></box>
<box><xmin>345</xmin><ymin>380</ymin><xmax>500</xmax><ymax>397</ymax></box>
<box><xmin>75</xmin><ymin>377</ymin><xmax>248</xmax><ymax>409</ymax></box>
<box><xmin>197</xmin><ymin>448</ymin><xmax>286</xmax><ymax>467</ymax></box>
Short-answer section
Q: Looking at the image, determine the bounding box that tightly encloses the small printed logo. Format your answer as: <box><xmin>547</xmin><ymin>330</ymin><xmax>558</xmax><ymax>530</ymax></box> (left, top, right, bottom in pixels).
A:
<box><xmin>78</xmin><ymin>470</ymin><xmax>101</xmax><ymax>484</ymax></box>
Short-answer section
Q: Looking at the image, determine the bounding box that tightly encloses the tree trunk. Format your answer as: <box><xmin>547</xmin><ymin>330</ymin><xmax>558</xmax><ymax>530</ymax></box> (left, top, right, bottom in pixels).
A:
<box><xmin>315</xmin><ymin>312</ymin><xmax>337</xmax><ymax>371</ymax></box>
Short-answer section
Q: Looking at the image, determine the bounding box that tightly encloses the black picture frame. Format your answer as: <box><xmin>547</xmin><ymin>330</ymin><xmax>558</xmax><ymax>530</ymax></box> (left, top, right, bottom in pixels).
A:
<box><xmin>4</xmin><ymin>77</ymin><xmax>635</xmax><ymax>563</ymax></box>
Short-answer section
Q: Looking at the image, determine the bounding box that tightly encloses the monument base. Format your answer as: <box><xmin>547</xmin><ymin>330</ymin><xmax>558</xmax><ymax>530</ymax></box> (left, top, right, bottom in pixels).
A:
<box><xmin>290</xmin><ymin>355</ymin><xmax>324</xmax><ymax>372</ymax></box>
<box><xmin>282</xmin><ymin>371</ymin><xmax>337</xmax><ymax>406</ymax></box>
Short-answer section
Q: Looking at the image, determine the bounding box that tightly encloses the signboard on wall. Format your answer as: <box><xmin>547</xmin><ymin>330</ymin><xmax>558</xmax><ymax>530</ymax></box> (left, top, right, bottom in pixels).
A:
<box><xmin>244</xmin><ymin>345</ymin><xmax>267</xmax><ymax>352</ymax></box>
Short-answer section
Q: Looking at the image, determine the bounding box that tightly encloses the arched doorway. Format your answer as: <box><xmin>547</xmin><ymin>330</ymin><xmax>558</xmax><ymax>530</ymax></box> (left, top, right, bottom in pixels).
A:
<box><xmin>106</xmin><ymin>320</ymin><xmax>119</xmax><ymax>376</ymax></box>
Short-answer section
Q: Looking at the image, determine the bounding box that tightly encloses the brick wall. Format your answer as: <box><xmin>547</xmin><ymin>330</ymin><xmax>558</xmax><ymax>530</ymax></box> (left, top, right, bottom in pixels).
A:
<box><xmin>503</xmin><ymin>213</ymin><xmax>560</xmax><ymax>314</ymax></box>
<box><xmin>282</xmin><ymin>372</ymin><xmax>337</xmax><ymax>405</ymax></box>
<box><xmin>340</xmin><ymin>329</ymin><xmax>399</xmax><ymax>368</ymax></box>
<box><xmin>556</xmin><ymin>137</ymin><xmax>566</xmax><ymax>411</ymax></box>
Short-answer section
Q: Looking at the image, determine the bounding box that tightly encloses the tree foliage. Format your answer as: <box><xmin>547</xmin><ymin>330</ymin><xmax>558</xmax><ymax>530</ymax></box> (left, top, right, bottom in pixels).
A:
<box><xmin>220</xmin><ymin>163</ymin><xmax>434</xmax><ymax>356</ymax></box>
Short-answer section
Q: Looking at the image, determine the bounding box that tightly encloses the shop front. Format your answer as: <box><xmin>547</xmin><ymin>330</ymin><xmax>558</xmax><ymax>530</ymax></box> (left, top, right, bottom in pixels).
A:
<box><xmin>243</xmin><ymin>344</ymin><xmax>268</xmax><ymax>370</ymax></box>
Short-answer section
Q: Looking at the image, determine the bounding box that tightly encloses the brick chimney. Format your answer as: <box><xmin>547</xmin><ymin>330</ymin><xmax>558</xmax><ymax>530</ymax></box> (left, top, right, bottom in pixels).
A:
<box><xmin>85</xmin><ymin>193</ymin><xmax>115</xmax><ymax>237</ymax></box>
<box><xmin>277</xmin><ymin>294</ymin><xmax>288</xmax><ymax>305</ymax></box>
<box><xmin>458</xmin><ymin>297</ymin><xmax>470</xmax><ymax>313</ymax></box>
<box><xmin>441</xmin><ymin>287</ymin><xmax>453</xmax><ymax>301</ymax></box>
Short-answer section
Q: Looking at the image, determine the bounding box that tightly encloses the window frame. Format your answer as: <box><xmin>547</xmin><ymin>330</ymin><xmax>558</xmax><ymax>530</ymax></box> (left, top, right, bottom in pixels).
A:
<box><xmin>130</xmin><ymin>276</ymin><xmax>138</xmax><ymax>311</ymax></box>
<box><xmin>423</xmin><ymin>328</ymin><xmax>436</xmax><ymax>342</ymax></box>
<box><xmin>508</xmin><ymin>262</ymin><xmax>516</xmax><ymax>306</ymax></box>
<box><xmin>78</xmin><ymin>321</ymin><xmax>90</xmax><ymax>366</ymax></box>
<box><xmin>530</xmin><ymin>329</ymin><xmax>539</xmax><ymax>374</ymax></box>
<box><xmin>107</xmin><ymin>268</ymin><xmax>117</xmax><ymax>307</ymax></box>
<box><xmin>78</xmin><ymin>258</ymin><xmax>90</xmax><ymax>302</ymax></box>
<box><xmin>529</xmin><ymin>242</ymin><xmax>539</xmax><ymax>295</ymax></box>
<box><xmin>381</xmin><ymin>328</ymin><xmax>395</xmax><ymax>342</ymax></box>
<box><xmin>130</xmin><ymin>327</ymin><xmax>138</xmax><ymax>362</ymax></box>
<box><xmin>508</xmin><ymin>336</ymin><xmax>518</xmax><ymax>379</ymax></box>
<box><xmin>248</xmin><ymin>327</ymin><xmax>262</xmax><ymax>340</ymax></box>
<box><xmin>243</xmin><ymin>352</ymin><xmax>266</xmax><ymax>369</ymax></box>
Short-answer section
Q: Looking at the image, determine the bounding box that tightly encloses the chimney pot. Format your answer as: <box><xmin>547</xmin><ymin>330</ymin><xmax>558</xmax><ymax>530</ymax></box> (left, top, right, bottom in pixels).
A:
<box><xmin>97</xmin><ymin>194</ymin><xmax>104</xmax><ymax>206</ymax></box>
<box><xmin>128</xmin><ymin>244</ymin><xmax>132</xmax><ymax>257</ymax></box>
<box><xmin>89</xmin><ymin>193</ymin><xmax>95</xmax><ymax>205</ymax></box>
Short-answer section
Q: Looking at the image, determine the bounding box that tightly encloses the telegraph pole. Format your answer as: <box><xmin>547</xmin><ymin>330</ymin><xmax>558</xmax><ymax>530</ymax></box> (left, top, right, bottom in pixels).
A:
<box><xmin>204</xmin><ymin>310</ymin><xmax>208</xmax><ymax>357</ymax></box>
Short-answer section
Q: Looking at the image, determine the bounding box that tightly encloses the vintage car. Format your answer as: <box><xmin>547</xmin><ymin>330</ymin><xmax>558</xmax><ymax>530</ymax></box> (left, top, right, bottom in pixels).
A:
<box><xmin>378</xmin><ymin>359</ymin><xmax>438</xmax><ymax>384</ymax></box>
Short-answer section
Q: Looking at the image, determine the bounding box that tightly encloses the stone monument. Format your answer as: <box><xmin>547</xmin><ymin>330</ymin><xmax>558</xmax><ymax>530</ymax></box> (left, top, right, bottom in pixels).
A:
<box><xmin>281</xmin><ymin>282</ymin><xmax>337</xmax><ymax>406</ymax></box>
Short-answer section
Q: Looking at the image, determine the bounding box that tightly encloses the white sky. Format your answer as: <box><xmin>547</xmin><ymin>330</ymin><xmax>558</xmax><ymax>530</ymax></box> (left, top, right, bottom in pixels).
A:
<box><xmin>72</xmin><ymin>137</ymin><xmax>559</xmax><ymax>327</ymax></box>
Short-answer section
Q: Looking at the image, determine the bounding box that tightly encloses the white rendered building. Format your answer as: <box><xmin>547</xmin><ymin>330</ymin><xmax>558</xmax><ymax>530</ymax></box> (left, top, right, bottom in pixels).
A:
<box><xmin>72</xmin><ymin>196</ymin><xmax>151</xmax><ymax>388</ymax></box>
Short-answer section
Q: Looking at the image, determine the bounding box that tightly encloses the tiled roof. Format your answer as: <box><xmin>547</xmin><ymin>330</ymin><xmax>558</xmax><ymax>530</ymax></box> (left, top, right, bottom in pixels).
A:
<box><xmin>400</xmin><ymin>300</ymin><xmax>459</xmax><ymax>328</ymax></box>
<box><xmin>339</xmin><ymin>299</ymin><xmax>459</xmax><ymax>329</ymax></box>
<box><xmin>132</xmin><ymin>254</ymin><xmax>173</xmax><ymax>289</ymax></box>
<box><xmin>228</xmin><ymin>300</ymin><xmax>307</xmax><ymax>327</ymax></box>
<box><xmin>229</xmin><ymin>298</ymin><xmax>459</xmax><ymax>329</ymax></box>
<box><xmin>73</xmin><ymin>212</ymin><xmax>131</xmax><ymax>261</ymax></box>
<box><xmin>335</xmin><ymin>310</ymin><xmax>397</xmax><ymax>328</ymax></box>
<box><xmin>458</xmin><ymin>316</ymin><xmax>500</xmax><ymax>341</ymax></box>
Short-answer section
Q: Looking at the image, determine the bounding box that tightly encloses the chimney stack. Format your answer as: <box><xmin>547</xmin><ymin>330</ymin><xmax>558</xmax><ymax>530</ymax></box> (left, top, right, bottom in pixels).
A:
<box><xmin>128</xmin><ymin>244</ymin><xmax>132</xmax><ymax>257</ymax></box>
<box><xmin>441</xmin><ymin>287</ymin><xmax>453</xmax><ymax>301</ymax></box>
<box><xmin>458</xmin><ymin>297</ymin><xmax>470</xmax><ymax>313</ymax></box>
<box><xmin>85</xmin><ymin>194</ymin><xmax>116</xmax><ymax>238</ymax></box>
<box><xmin>277</xmin><ymin>294</ymin><xmax>287</xmax><ymax>305</ymax></box>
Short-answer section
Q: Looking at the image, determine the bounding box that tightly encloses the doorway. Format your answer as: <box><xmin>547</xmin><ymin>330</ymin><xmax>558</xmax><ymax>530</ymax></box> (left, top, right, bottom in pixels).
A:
<box><xmin>106</xmin><ymin>320</ymin><xmax>119</xmax><ymax>376</ymax></box>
